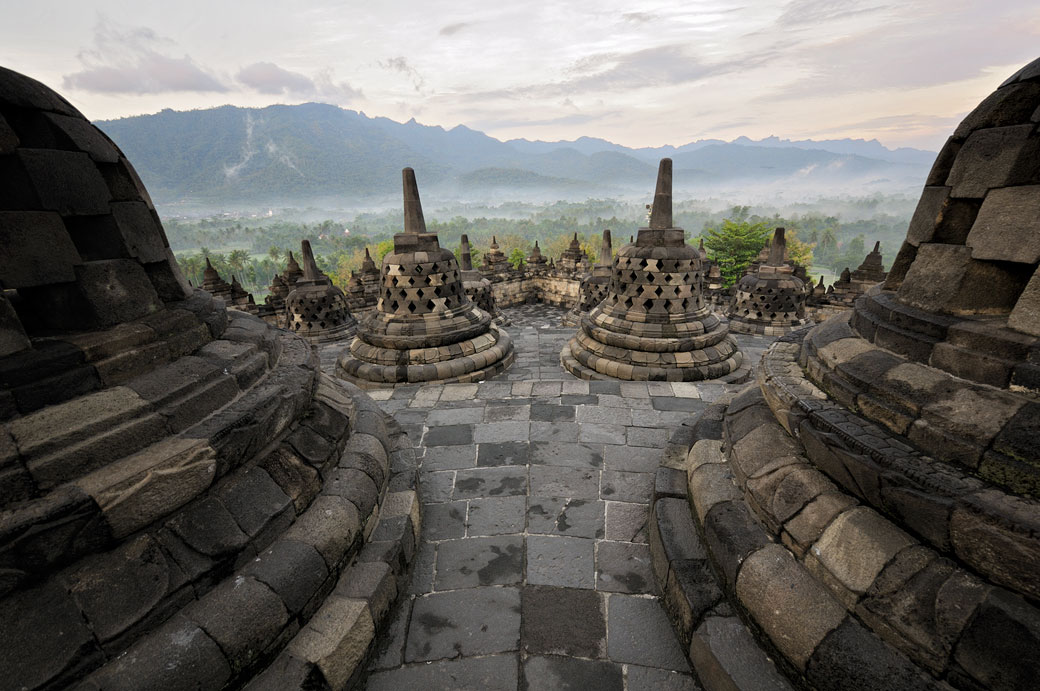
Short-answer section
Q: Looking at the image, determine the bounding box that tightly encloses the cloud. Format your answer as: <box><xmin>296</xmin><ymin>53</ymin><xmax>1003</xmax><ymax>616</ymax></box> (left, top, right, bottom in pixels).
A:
<box><xmin>622</xmin><ymin>12</ymin><xmax>655</xmax><ymax>24</ymax></box>
<box><xmin>312</xmin><ymin>70</ymin><xmax>363</xmax><ymax>101</ymax></box>
<box><xmin>236</xmin><ymin>62</ymin><xmax>314</xmax><ymax>94</ymax></box>
<box><xmin>234</xmin><ymin>62</ymin><xmax>361</xmax><ymax>102</ymax></box>
<box><xmin>439</xmin><ymin>22</ymin><xmax>470</xmax><ymax>36</ymax></box>
<box><xmin>379</xmin><ymin>56</ymin><xmax>426</xmax><ymax>92</ymax></box>
<box><xmin>472</xmin><ymin>111</ymin><xmax>616</xmax><ymax>130</ymax></box>
<box><xmin>63</xmin><ymin>19</ymin><xmax>227</xmax><ymax>94</ymax></box>
<box><xmin>775</xmin><ymin>0</ymin><xmax>890</xmax><ymax>28</ymax></box>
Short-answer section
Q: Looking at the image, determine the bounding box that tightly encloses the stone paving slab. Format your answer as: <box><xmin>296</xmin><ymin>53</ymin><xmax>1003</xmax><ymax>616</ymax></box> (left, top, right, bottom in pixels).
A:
<box><xmin>349</xmin><ymin>306</ymin><xmax>774</xmax><ymax>689</ymax></box>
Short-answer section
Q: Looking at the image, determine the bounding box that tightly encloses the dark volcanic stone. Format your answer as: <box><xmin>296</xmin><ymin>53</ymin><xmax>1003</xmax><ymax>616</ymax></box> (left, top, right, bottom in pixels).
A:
<box><xmin>522</xmin><ymin>655</ymin><xmax>622</xmax><ymax>691</ymax></box>
<box><xmin>242</xmin><ymin>539</ymin><xmax>329</xmax><ymax>615</ymax></box>
<box><xmin>62</xmin><ymin>534</ymin><xmax>184</xmax><ymax>643</ymax></box>
<box><xmin>953</xmin><ymin>588</ymin><xmax>1040</xmax><ymax>690</ymax></box>
<box><xmin>703</xmin><ymin>501</ymin><xmax>770</xmax><ymax>589</ymax></box>
<box><xmin>167</xmin><ymin>496</ymin><xmax>250</xmax><ymax>558</ymax></box>
<box><xmin>478</xmin><ymin>441</ymin><xmax>530</xmax><ymax>466</ymax></box>
<box><xmin>366</xmin><ymin>654</ymin><xmax>519</xmax><ymax>691</ymax></box>
<box><xmin>807</xmin><ymin>617</ymin><xmax>943</xmax><ymax>691</ymax></box>
<box><xmin>404</xmin><ymin>587</ymin><xmax>521</xmax><ymax>663</ymax></box>
<box><xmin>522</xmin><ymin>586</ymin><xmax>606</xmax><ymax>658</ymax></box>
<box><xmin>434</xmin><ymin>536</ymin><xmax>523</xmax><ymax>589</ymax></box>
<box><xmin>184</xmin><ymin>576</ymin><xmax>290</xmax><ymax>673</ymax></box>
<box><xmin>0</xmin><ymin>579</ymin><xmax>100</xmax><ymax>690</ymax></box>
<box><xmin>88</xmin><ymin>614</ymin><xmax>231</xmax><ymax>691</ymax></box>
<box><xmin>607</xmin><ymin>594</ymin><xmax>690</xmax><ymax>670</ymax></box>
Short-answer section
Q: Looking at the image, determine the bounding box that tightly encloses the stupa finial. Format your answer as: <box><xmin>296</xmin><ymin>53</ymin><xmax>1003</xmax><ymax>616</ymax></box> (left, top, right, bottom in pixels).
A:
<box><xmin>301</xmin><ymin>239</ymin><xmax>321</xmax><ymax>280</ymax></box>
<box><xmin>648</xmin><ymin>158</ymin><xmax>673</xmax><ymax>230</ymax></box>
<box><xmin>598</xmin><ymin>229</ymin><xmax>612</xmax><ymax>266</ymax></box>
<box><xmin>402</xmin><ymin>167</ymin><xmax>427</xmax><ymax>234</ymax></box>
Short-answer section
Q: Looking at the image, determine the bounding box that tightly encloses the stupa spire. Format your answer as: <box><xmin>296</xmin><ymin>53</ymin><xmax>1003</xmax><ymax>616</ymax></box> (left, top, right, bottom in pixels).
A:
<box><xmin>460</xmin><ymin>234</ymin><xmax>473</xmax><ymax>271</ymax></box>
<box><xmin>402</xmin><ymin>167</ymin><xmax>427</xmax><ymax>234</ymax></box>
<box><xmin>301</xmin><ymin>239</ymin><xmax>321</xmax><ymax>281</ymax></box>
<box><xmin>767</xmin><ymin>227</ymin><xmax>786</xmax><ymax>267</ymax></box>
<box><xmin>598</xmin><ymin>229</ymin><xmax>612</xmax><ymax>266</ymax></box>
<box><xmin>648</xmin><ymin>158</ymin><xmax>673</xmax><ymax>230</ymax></box>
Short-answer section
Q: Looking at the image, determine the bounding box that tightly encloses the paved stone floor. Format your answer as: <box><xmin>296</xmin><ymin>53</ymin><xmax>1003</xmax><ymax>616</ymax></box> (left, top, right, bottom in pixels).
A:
<box><xmin>324</xmin><ymin>305</ymin><xmax>774</xmax><ymax>690</ymax></box>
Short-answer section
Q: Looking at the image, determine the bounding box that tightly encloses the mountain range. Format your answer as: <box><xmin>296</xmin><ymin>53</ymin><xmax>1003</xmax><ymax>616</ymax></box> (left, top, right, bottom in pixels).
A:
<box><xmin>94</xmin><ymin>103</ymin><xmax>935</xmax><ymax>209</ymax></box>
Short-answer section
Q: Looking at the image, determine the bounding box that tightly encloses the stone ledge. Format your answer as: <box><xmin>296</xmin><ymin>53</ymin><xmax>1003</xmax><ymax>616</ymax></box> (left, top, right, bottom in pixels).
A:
<box><xmin>761</xmin><ymin>323</ymin><xmax>1040</xmax><ymax>601</ymax></box>
<box><xmin>1</xmin><ymin>366</ymin><xmax>420</xmax><ymax>691</ymax></box>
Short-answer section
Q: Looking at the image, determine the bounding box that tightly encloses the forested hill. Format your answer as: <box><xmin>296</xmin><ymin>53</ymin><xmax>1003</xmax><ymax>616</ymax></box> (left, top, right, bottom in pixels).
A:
<box><xmin>95</xmin><ymin>103</ymin><xmax>934</xmax><ymax>207</ymax></box>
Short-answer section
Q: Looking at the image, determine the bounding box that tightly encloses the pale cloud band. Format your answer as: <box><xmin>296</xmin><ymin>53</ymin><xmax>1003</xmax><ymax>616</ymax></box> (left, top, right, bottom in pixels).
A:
<box><xmin>5</xmin><ymin>0</ymin><xmax>1038</xmax><ymax>150</ymax></box>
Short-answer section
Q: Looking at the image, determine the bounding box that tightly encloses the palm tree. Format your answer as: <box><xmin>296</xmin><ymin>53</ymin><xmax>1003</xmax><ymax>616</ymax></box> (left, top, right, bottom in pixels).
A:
<box><xmin>228</xmin><ymin>249</ymin><xmax>250</xmax><ymax>277</ymax></box>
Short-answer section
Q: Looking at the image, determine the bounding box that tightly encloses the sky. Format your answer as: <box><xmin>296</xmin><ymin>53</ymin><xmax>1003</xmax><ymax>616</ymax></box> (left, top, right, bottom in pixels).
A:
<box><xmin>1</xmin><ymin>1</ymin><xmax>1037</xmax><ymax>151</ymax></box>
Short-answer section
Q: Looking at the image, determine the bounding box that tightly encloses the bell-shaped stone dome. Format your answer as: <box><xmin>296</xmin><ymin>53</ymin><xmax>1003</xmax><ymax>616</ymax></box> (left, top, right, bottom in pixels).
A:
<box><xmin>0</xmin><ymin>68</ymin><xmax>416</xmax><ymax>691</ymax></box>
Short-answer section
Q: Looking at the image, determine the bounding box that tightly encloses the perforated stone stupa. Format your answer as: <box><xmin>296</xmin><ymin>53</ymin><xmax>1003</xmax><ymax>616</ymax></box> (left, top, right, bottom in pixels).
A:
<box><xmin>0</xmin><ymin>67</ymin><xmax>418</xmax><ymax>691</ymax></box>
<box><xmin>526</xmin><ymin>240</ymin><xmax>548</xmax><ymax>273</ymax></box>
<box><xmin>562</xmin><ymin>228</ymin><xmax>613</xmax><ymax>327</ymax></box>
<box><xmin>336</xmin><ymin>168</ymin><xmax>514</xmax><ymax>386</ymax></box>
<box><xmin>284</xmin><ymin>238</ymin><xmax>357</xmax><ymax>343</ymax></box>
<box><xmin>561</xmin><ymin>159</ymin><xmax>747</xmax><ymax>381</ymax></box>
<box><xmin>557</xmin><ymin>232</ymin><xmax>586</xmax><ymax>275</ymax></box>
<box><xmin>727</xmin><ymin>227</ymin><xmax>811</xmax><ymax>336</ymax></box>
<box><xmin>459</xmin><ymin>233</ymin><xmax>508</xmax><ymax>326</ymax></box>
<box><xmin>650</xmin><ymin>59</ymin><xmax>1040</xmax><ymax>691</ymax></box>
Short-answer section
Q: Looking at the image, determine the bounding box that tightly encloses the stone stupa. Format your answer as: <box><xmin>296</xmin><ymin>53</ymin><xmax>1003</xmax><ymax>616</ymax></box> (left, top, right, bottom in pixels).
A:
<box><xmin>459</xmin><ymin>233</ymin><xmax>509</xmax><ymax>326</ymax></box>
<box><xmin>727</xmin><ymin>227</ymin><xmax>811</xmax><ymax>336</ymax></box>
<box><xmin>526</xmin><ymin>240</ymin><xmax>548</xmax><ymax>274</ymax></box>
<box><xmin>0</xmin><ymin>66</ymin><xmax>417</xmax><ymax>691</ymax></box>
<box><xmin>557</xmin><ymin>232</ymin><xmax>586</xmax><ymax>275</ymax></box>
<box><xmin>336</xmin><ymin>168</ymin><xmax>514</xmax><ymax>386</ymax></box>
<box><xmin>651</xmin><ymin>57</ymin><xmax>1040</xmax><ymax>691</ymax></box>
<box><xmin>828</xmin><ymin>241</ymin><xmax>888</xmax><ymax>305</ymax></box>
<box><xmin>562</xmin><ymin>229</ymin><xmax>613</xmax><ymax>327</ymax></box>
<box><xmin>284</xmin><ymin>238</ymin><xmax>358</xmax><ymax>343</ymax></box>
<box><xmin>561</xmin><ymin>159</ymin><xmax>748</xmax><ymax>382</ymax></box>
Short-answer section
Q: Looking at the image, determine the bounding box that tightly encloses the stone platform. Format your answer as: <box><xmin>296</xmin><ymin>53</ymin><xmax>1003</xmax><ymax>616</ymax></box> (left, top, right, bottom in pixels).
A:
<box><xmin>320</xmin><ymin>305</ymin><xmax>774</xmax><ymax>689</ymax></box>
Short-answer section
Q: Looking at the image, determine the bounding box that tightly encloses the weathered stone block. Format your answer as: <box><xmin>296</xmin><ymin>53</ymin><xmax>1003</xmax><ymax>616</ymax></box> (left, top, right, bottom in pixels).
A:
<box><xmin>0</xmin><ymin>292</ymin><xmax>29</xmax><ymax>357</ymax></box>
<box><xmin>783</xmin><ymin>492</ymin><xmax>857</xmax><ymax>556</ymax></box>
<box><xmin>898</xmin><ymin>242</ymin><xmax>1031</xmax><ymax>316</ymax></box>
<box><xmin>75</xmin><ymin>259</ymin><xmax>163</xmax><ymax>326</ymax></box>
<box><xmin>950</xmin><ymin>489</ymin><xmax>1040</xmax><ymax>600</ymax></box>
<box><xmin>335</xmin><ymin>561</ymin><xmax>397</xmax><ymax>623</ymax></box>
<box><xmin>945</xmin><ymin>124</ymin><xmax>1034</xmax><ymax>198</ymax></box>
<box><xmin>0</xmin><ymin>579</ymin><xmax>100</xmax><ymax>691</ymax></box>
<box><xmin>86</xmin><ymin>614</ymin><xmax>231</xmax><ymax>691</ymax></box>
<box><xmin>76</xmin><ymin>437</ymin><xmax>217</xmax><ymax>539</ymax></box>
<box><xmin>808</xmin><ymin>507</ymin><xmax>915</xmax><ymax>601</ymax></box>
<box><xmin>736</xmin><ymin>544</ymin><xmax>846</xmax><ymax>670</ymax></box>
<box><xmin>284</xmin><ymin>495</ymin><xmax>361</xmax><ymax>569</ymax></box>
<box><xmin>63</xmin><ymin>534</ymin><xmax>184</xmax><ymax>643</ymax></box>
<box><xmin>287</xmin><ymin>595</ymin><xmax>375</xmax><ymax>689</ymax></box>
<box><xmin>167</xmin><ymin>495</ymin><xmax>250</xmax><ymax>558</ymax></box>
<box><xmin>966</xmin><ymin>185</ymin><xmax>1040</xmax><ymax>263</ymax></box>
<box><xmin>689</xmin><ymin>462</ymin><xmax>742</xmax><ymax>523</ymax></box>
<box><xmin>905</xmin><ymin>187</ymin><xmax>949</xmax><ymax>247</ymax></box>
<box><xmin>807</xmin><ymin>617</ymin><xmax>944</xmax><ymax>691</ymax></box>
<box><xmin>185</xmin><ymin>576</ymin><xmax>290</xmax><ymax>673</ymax></box>
<box><xmin>18</xmin><ymin>148</ymin><xmax>111</xmax><ymax>214</ymax></box>
<box><xmin>952</xmin><ymin>588</ymin><xmax>1040</xmax><ymax>691</ymax></box>
<box><xmin>218</xmin><ymin>466</ymin><xmax>293</xmax><ymax>540</ymax></box>
<box><xmin>260</xmin><ymin>445</ymin><xmax>321</xmax><ymax>512</ymax></box>
<box><xmin>688</xmin><ymin>616</ymin><xmax>795</xmax><ymax>691</ymax></box>
<box><xmin>1008</xmin><ymin>264</ymin><xmax>1040</xmax><ymax>337</ymax></box>
<box><xmin>0</xmin><ymin>210</ymin><xmax>81</xmax><ymax>288</ymax></box>
<box><xmin>703</xmin><ymin>500</ymin><xmax>771</xmax><ymax>589</ymax></box>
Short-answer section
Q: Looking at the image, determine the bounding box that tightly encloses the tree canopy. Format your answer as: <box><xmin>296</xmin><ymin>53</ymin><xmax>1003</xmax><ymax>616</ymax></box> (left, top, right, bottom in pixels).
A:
<box><xmin>702</xmin><ymin>219</ymin><xmax>773</xmax><ymax>287</ymax></box>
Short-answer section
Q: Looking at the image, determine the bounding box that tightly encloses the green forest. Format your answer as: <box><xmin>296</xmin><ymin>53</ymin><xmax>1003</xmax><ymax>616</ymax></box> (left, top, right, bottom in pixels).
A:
<box><xmin>169</xmin><ymin>194</ymin><xmax>913</xmax><ymax>298</ymax></box>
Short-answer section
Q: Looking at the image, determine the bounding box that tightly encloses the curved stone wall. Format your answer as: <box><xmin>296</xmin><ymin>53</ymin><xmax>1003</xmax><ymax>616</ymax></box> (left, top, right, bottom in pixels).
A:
<box><xmin>648</xmin><ymin>59</ymin><xmax>1040</xmax><ymax>691</ymax></box>
<box><xmin>0</xmin><ymin>68</ymin><xmax>418</xmax><ymax>690</ymax></box>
